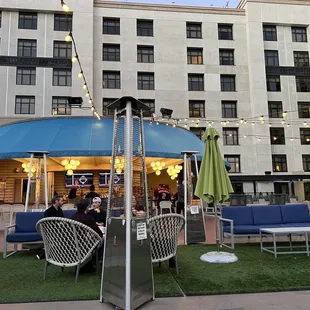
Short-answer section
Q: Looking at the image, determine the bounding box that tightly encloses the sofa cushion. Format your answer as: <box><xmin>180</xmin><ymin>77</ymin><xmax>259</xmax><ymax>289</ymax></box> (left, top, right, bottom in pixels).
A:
<box><xmin>223</xmin><ymin>225</ymin><xmax>260</xmax><ymax>234</ymax></box>
<box><xmin>252</xmin><ymin>205</ymin><xmax>283</xmax><ymax>225</ymax></box>
<box><xmin>280</xmin><ymin>204</ymin><xmax>310</xmax><ymax>224</ymax></box>
<box><xmin>15</xmin><ymin>212</ymin><xmax>44</xmax><ymax>233</ymax></box>
<box><xmin>63</xmin><ymin>209</ymin><xmax>76</xmax><ymax>218</ymax></box>
<box><xmin>6</xmin><ymin>232</ymin><xmax>42</xmax><ymax>243</ymax></box>
<box><xmin>221</xmin><ymin>206</ymin><xmax>254</xmax><ymax>226</ymax></box>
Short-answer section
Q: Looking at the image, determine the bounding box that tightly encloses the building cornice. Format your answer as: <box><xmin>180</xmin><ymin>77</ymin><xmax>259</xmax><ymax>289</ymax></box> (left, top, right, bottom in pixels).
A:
<box><xmin>238</xmin><ymin>0</ymin><xmax>310</xmax><ymax>9</ymax></box>
<box><xmin>94</xmin><ymin>0</ymin><xmax>245</xmax><ymax>16</ymax></box>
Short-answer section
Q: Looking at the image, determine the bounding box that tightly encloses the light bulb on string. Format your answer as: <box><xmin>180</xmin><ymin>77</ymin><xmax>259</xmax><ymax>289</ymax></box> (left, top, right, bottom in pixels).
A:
<box><xmin>86</xmin><ymin>92</ymin><xmax>90</xmax><ymax>97</ymax></box>
<box><xmin>166</xmin><ymin>123</ymin><xmax>169</xmax><ymax>126</ymax></box>
<box><xmin>65</xmin><ymin>32</ymin><xmax>72</xmax><ymax>42</ymax></box>
<box><xmin>72</xmin><ymin>55</ymin><xmax>78</xmax><ymax>63</ymax></box>
<box><xmin>240</xmin><ymin>119</ymin><xmax>244</xmax><ymax>124</ymax></box>
<box><xmin>259</xmin><ymin>115</ymin><xmax>264</xmax><ymax>121</ymax></box>
<box><xmin>173</xmin><ymin>124</ymin><xmax>176</xmax><ymax>128</ymax></box>
<box><xmin>287</xmin><ymin>124</ymin><xmax>290</xmax><ymax>128</ymax></box>
<box><xmin>78</xmin><ymin>71</ymin><xmax>83</xmax><ymax>78</ymax></box>
<box><xmin>61</xmin><ymin>0</ymin><xmax>70</xmax><ymax>12</ymax></box>
<box><xmin>89</xmin><ymin>99</ymin><xmax>92</xmax><ymax>104</ymax></box>
<box><xmin>156</xmin><ymin>122</ymin><xmax>159</xmax><ymax>125</ymax></box>
<box><xmin>290</xmin><ymin>138</ymin><xmax>294</xmax><ymax>141</ymax></box>
<box><xmin>91</xmin><ymin>106</ymin><xmax>94</xmax><ymax>111</ymax></box>
<box><xmin>269</xmin><ymin>124</ymin><xmax>272</xmax><ymax>127</ymax></box>
<box><xmin>282</xmin><ymin>111</ymin><xmax>288</xmax><ymax>117</ymax></box>
<box><xmin>83</xmin><ymin>83</ymin><xmax>87</xmax><ymax>90</ymax></box>
<box><xmin>281</xmin><ymin>120</ymin><xmax>285</xmax><ymax>125</ymax></box>
<box><xmin>243</xmin><ymin>135</ymin><xmax>247</xmax><ymax>138</ymax></box>
<box><xmin>252</xmin><ymin>122</ymin><xmax>255</xmax><ymax>126</ymax></box>
<box><xmin>195</xmin><ymin>123</ymin><xmax>199</xmax><ymax>128</ymax></box>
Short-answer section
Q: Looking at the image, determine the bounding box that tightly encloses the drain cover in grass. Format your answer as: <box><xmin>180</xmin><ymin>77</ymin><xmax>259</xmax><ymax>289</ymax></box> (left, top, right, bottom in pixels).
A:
<box><xmin>200</xmin><ymin>251</ymin><xmax>238</xmax><ymax>263</ymax></box>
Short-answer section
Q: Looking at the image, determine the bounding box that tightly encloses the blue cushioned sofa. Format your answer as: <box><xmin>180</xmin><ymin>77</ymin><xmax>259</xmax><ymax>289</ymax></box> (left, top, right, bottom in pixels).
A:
<box><xmin>3</xmin><ymin>209</ymin><xmax>76</xmax><ymax>258</ymax></box>
<box><xmin>220</xmin><ymin>204</ymin><xmax>310</xmax><ymax>249</ymax></box>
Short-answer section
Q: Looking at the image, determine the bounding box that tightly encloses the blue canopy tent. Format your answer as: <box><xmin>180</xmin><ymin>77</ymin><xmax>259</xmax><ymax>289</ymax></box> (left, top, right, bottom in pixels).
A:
<box><xmin>0</xmin><ymin>117</ymin><xmax>231</xmax><ymax>170</ymax></box>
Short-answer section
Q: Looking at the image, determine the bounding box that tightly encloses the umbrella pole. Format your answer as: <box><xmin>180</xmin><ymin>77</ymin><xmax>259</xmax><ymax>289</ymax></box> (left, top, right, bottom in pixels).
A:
<box><xmin>215</xmin><ymin>204</ymin><xmax>220</xmax><ymax>252</ymax></box>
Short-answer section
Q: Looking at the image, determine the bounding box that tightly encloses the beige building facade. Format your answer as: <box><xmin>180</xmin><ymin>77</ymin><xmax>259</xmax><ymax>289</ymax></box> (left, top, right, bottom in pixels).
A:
<box><xmin>0</xmin><ymin>0</ymin><xmax>310</xmax><ymax>198</ymax></box>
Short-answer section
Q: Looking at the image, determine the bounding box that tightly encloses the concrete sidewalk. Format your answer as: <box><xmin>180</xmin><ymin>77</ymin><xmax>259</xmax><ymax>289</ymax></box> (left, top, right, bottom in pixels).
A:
<box><xmin>1</xmin><ymin>291</ymin><xmax>310</xmax><ymax>310</ymax></box>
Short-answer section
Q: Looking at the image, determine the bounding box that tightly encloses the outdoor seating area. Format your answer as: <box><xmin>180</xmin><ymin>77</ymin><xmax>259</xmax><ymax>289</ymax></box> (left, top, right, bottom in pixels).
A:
<box><xmin>2</xmin><ymin>244</ymin><xmax>310</xmax><ymax>304</ymax></box>
<box><xmin>3</xmin><ymin>210</ymin><xmax>76</xmax><ymax>258</ymax></box>
<box><xmin>220</xmin><ymin>204</ymin><xmax>310</xmax><ymax>249</ymax></box>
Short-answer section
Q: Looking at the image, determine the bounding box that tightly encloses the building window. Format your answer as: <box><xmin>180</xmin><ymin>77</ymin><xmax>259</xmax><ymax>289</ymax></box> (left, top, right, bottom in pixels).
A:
<box><xmin>188</xmin><ymin>74</ymin><xmax>204</xmax><ymax>91</ymax></box>
<box><xmin>219</xmin><ymin>49</ymin><xmax>234</xmax><ymax>65</ymax></box>
<box><xmin>190</xmin><ymin>127</ymin><xmax>205</xmax><ymax>140</ymax></box>
<box><xmin>224</xmin><ymin>155</ymin><xmax>240</xmax><ymax>173</ymax></box>
<box><xmin>187</xmin><ymin>48</ymin><xmax>203</xmax><ymax>64</ymax></box>
<box><xmin>139</xmin><ymin>99</ymin><xmax>155</xmax><ymax>117</ymax></box>
<box><xmin>223</xmin><ymin>128</ymin><xmax>239</xmax><ymax>146</ymax></box>
<box><xmin>15</xmin><ymin>96</ymin><xmax>35</xmax><ymax>114</ymax></box>
<box><xmin>263</xmin><ymin>24</ymin><xmax>277</xmax><ymax>41</ymax></box>
<box><xmin>16</xmin><ymin>67</ymin><xmax>36</xmax><ymax>85</ymax></box>
<box><xmin>137</xmin><ymin>46</ymin><xmax>154</xmax><ymax>63</ymax></box>
<box><xmin>137</xmin><ymin>20</ymin><xmax>153</xmax><ymax>37</ymax></box>
<box><xmin>52</xmin><ymin>97</ymin><xmax>71</xmax><ymax>115</ymax></box>
<box><xmin>103</xmin><ymin>71</ymin><xmax>121</xmax><ymax>89</ymax></box>
<box><xmin>17</xmin><ymin>39</ymin><xmax>36</xmax><ymax>57</ymax></box>
<box><xmin>302</xmin><ymin>155</ymin><xmax>310</xmax><ymax>172</ymax></box>
<box><xmin>218</xmin><ymin>24</ymin><xmax>233</xmax><ymax>40</ymax></box>
<box><xmin>272</xmin><ymin>155</ymin><xmax>287</xmax><ymax>172</ymax></box>
<box><xmin>18</xmin><ymin>12</ymin><xmax>37</xmax><ymax>30</ymax></box>
<box><xmin>266</xmin><ymin>76</ymin><xmax>281</xmax><ymax>91</ymax></box>
<box><xmin>292</xmin><ymin>27</ymin><xmax>307</xmax><ymax>42</ymax></box>
<box><xmin>53</xmin><ymin>69</ymin><xmax>72</xmax><ymax>86</ymax></box>
<box><xmin>268</xmin><ymin>101</ymin><xmax>283</xmax><ymax>118</ymax></box>
<box><xmin>294</xmin><ymin>51</ymin><xmax>309</xmax><ymax>67</ymax></box>
<box><xmin>298</xmin><ymin>102</ymin><xmax>310</xmax><ymax>118</ymax></box>
<box><xmin>300</xmin><ymin>128</ymin><xmax>310</xmax><ymax>144</ymax></box>
<box><xmin>186</xmin><ymin>22</ymin><xmax>202</xmax><ymax>39</ymax></box>
<box><xmin>270</xmin><ymin>127</ymin><xmax>285</xmax><ymax>145</ymax></box>
<box><xmin>103</xmin><ymin>17</ymin><xmax>120</xmax><ymax>35</ymax></box>
<box><xmin>53</xmin><ymin>41</ymin><xmax>72</xmax><ymax>59</ymax></box>
<box><xmin>296</xmin><ymin>77</ymin><xmax>310</xmax><ymax>92</ymax></box>
<box><xmin>137</xmin><ymin>72</ymin><xmax>155</xmax><ymax>90</ymax></box>
<box><xmin>264</xmin><ymin>50</ymin><xmax>279</xmax><ymax>66</ymax></box>
<box><xmin>102</xmin><ymin>98</ymin><xmax>117</xmax><ymax>116</ymax></box>
<box><xmin>222</xmin><ymin>101</ymin><xmax>237</xmax><ymax>118</ymax></box>
<box><xmin>221</xmin><ymin>75</ymin><xmax>236</xmax><ymax>91</ymax></box>
<box><xmin>54</xmin><ymin>14</ymin><xmax>72</xmax><ymax>31</ymax></box>
<box><xmin>189</xmin><ymin>100</ymin><xmax>205</xmax><ymax>118</ymax></box>
<box><xmin>103</xmin><ymin>44</ymin><xmax>120</xmax><ymax>61</ymax></box>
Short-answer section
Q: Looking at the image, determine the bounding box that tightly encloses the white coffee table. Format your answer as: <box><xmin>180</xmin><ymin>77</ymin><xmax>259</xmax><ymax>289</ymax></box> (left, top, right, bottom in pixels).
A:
<box><xmin>260</xmin><ymin>227</ymin><xmax>310</xmax><ymax>258</ymax></box>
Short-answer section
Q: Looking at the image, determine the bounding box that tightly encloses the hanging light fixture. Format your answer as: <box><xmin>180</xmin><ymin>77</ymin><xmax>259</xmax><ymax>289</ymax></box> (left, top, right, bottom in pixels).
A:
<box><xmin>150</xmin><ymin>161</ymin><xmax>166</xmax><ymax>176</ymax></box>
<box><xmin>21</xmin><ymin>163</ymin><xmax>36</xmax><ymax>178</ymax></box>
<box><xmin>61</xmin><ymin>159</ymin><xmax>80</xmax><ymax>175</ymax></box>
<box><xmin>110</xmin><ymin>157</ymin><xmax>125</xmax><ymax>173</ymax></box>
<box><xmin>167</xmin><ymin>165</ymin><xmax>183</xmax><ymax>180</ymax></box>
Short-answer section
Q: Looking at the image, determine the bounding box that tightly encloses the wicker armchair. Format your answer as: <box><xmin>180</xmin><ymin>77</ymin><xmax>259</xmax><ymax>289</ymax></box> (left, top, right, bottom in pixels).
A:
<box><xmin>148</xmin><ymin>214</ymin><xmax>185</xmax><ymax>274</ymax></box>
<box><xmin>36</xmin><ymin>217</ymin><xmax>102</xmax><ymax>282</ymax></box>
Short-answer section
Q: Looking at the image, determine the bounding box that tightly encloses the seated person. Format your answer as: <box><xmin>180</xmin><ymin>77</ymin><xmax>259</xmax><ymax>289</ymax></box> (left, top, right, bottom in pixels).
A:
<box><xmin>157</xmin><ymin>185</ymin><xmax>171</xmax><ymax>205</ymax></box>
<box><xmin>72</xmin><ymin>199</ymin><xmax>103</xmax><ymax>238</ymax></box>
<box><xmin>88</xmin><ymin>197</ymin><xmax>106</xmax><ymax>227</ymax></box>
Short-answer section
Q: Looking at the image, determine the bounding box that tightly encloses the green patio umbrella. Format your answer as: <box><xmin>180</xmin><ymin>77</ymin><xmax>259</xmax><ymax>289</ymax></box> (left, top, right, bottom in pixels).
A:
<box><xmin>195</xmin><ymin>128</ymin><xmax>233</xmax><ymax>204</ymax></box>
<box><xmin>195</xmin><ymin>128</ymin><xmax>237</xmax><ymax>263</ymax></box>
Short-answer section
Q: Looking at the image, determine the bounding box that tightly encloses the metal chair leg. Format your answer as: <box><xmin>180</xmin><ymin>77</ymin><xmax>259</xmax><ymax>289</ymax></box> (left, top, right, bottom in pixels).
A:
<box><xmin>3</xmin><ymin>240</ymin><xmax>7</xmax><ymax>259</ymax></box>
<box><xmin>175</xmin><ymin>256</ymin><xmax>179</xmax><ymax>274</ymax></box>
<box><xmin>75</xmin><ymin>264</ymin><xmax>80</xmax><ymax>283</ymax></box>
<box><xmin>43</xmin><ymin>261</ymin><xmax>48</xmax><ymax>280</ymax></box>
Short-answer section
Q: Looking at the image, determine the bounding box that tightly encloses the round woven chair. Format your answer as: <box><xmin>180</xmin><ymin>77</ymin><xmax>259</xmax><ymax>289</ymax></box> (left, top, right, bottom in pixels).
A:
<box><xmin>36</xmin><ymin>217</ymin><xmax>102</xmax><ymax>282</ymax></box>
<box><xmin>148</xmin><ymin>214</ymin><xmax>185</xmax><ymax>274</ymax></box>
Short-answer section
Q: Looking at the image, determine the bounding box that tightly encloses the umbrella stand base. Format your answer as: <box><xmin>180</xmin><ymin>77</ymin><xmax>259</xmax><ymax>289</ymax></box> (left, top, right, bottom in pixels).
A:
<box><xmin>200</xmin><ymin>251</ymin><xmax>238</xmax><ymax>264</ymax></box>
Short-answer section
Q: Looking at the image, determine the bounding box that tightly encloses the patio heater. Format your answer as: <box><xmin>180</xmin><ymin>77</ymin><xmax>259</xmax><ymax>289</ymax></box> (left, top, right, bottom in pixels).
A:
<box><xmin>24</xmin><ymin>151</ymin><xmax>49</xmax><ymax>212</ymax></box>
<box><xmin>100</xmin><ymin>97</ymin><xmax>154</xmax><ymax>310</ymax></box>
<box><xmin>182</xmin><ymin>151</ymin><xmax>206</xmax><ymax>245</ymax></box>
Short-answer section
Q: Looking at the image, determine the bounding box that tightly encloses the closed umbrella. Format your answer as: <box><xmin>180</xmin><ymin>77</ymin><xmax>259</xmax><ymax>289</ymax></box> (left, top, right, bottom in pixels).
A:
<box><xmin>195</xmin><ymin>128</ymin><xmax>237</xmax><ymax>263</ymax></box>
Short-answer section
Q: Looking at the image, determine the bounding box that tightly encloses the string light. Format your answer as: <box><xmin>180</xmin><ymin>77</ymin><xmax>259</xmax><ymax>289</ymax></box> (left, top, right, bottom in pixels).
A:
<box><xmin>59</xmin><ymin>1</ymin><xmax>100</xmax><ymax>120</ymax></box>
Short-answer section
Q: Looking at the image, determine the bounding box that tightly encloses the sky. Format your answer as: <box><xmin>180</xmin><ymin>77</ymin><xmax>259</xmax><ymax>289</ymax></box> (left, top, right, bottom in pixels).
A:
<box><xmin>120</xmin><ymin>0</ymin><xmax>240</xmax><ymax>8</ymax></box>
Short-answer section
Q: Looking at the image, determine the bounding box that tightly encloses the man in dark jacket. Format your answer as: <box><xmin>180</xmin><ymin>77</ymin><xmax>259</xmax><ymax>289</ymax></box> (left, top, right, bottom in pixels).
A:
<box><xmin>88</xmin><ymin>197</ymin><xmax>106</xmax><ymax>227</ymax></box>
<box><xmin>44</xmin><ymin>195</ymin><xmax>64</xmax><ymax>218</ymax></box>
<box><xmin>72</xmin><ymin>199</ymin><xmax>103</xmax><ymax>238</ymax></box>
<box><xmin>72</xmin><ymin>199</ymin><xmax>104</xmax><ymax>272</ymax></box>
<box><xmin>37</xmin><ymin>195</ymin><xmax>64</xmax><ymax>259</ymax></box>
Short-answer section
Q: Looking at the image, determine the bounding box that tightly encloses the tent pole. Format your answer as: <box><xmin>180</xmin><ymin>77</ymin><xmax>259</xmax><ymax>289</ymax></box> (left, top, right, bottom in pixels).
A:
<box><xmin>183</xmin><ymin>153</ymin><xmax>187</xmax><ymax>245</ymax></box>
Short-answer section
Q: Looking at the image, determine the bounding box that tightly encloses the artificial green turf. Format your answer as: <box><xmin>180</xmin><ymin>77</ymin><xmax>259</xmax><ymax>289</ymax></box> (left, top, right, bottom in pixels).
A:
<box><xmin>2</xmin><ymin>244</ymin><xmax>310</xmax><ymax>303</ymax></box>
<box><xmin>0</xmin><ymin>251</ymin><xmax>182</xmax><ymax>303</ymax></box>
<box><xmin>174</xmin><ymin>244</ymin><xmax>310</xmax><ymax>296</ymax></box>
